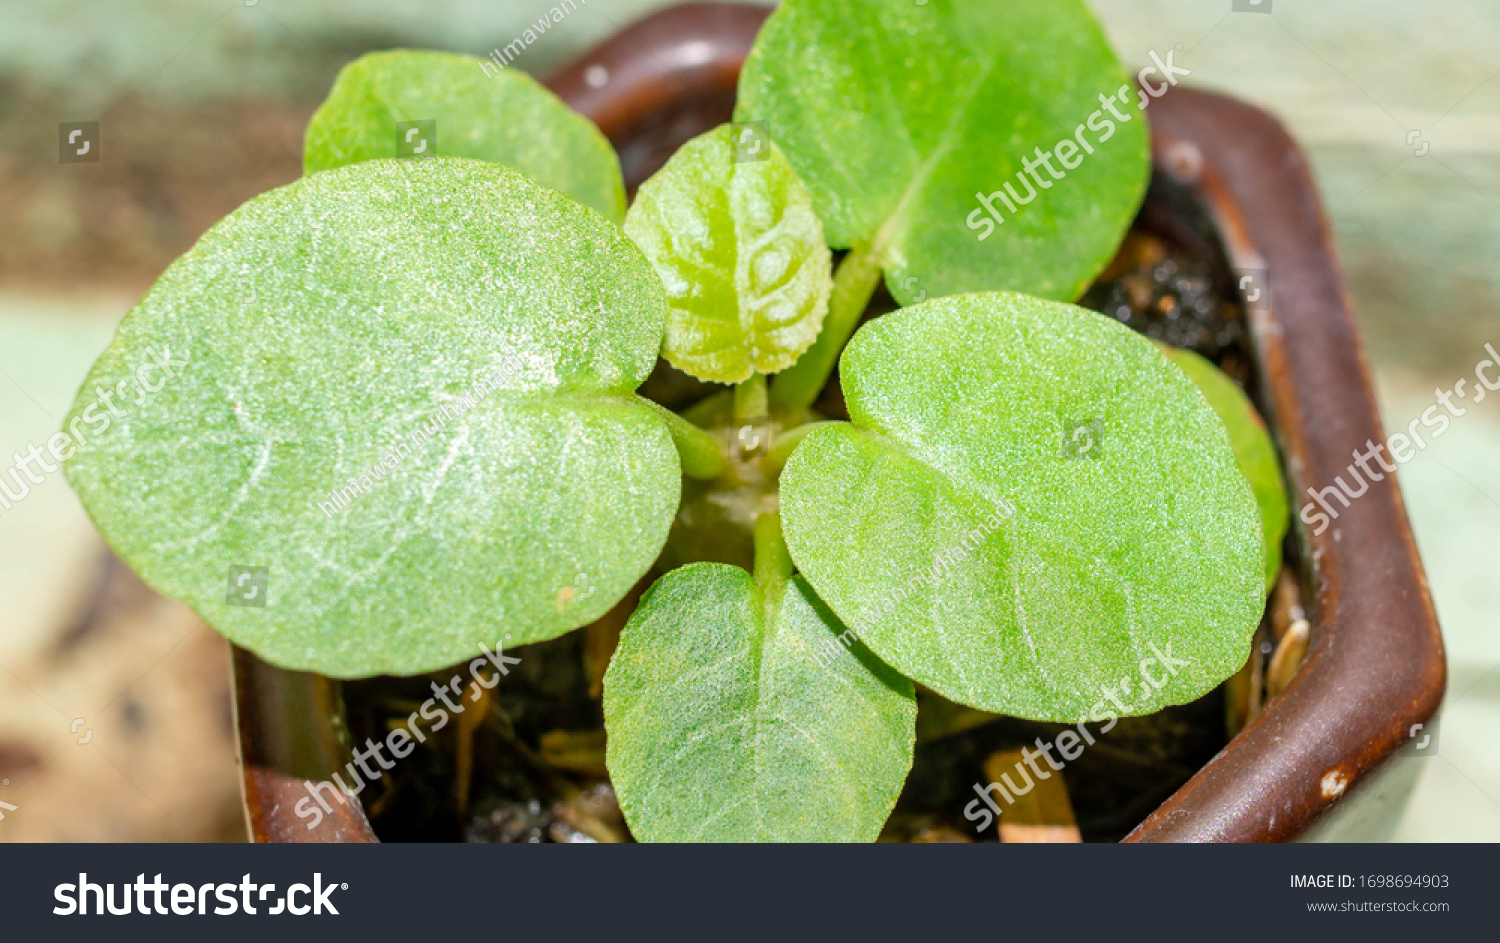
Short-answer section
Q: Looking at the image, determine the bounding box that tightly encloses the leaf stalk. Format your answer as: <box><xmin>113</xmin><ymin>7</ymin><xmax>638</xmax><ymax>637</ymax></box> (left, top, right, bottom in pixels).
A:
<box><xmin>752</xmin><ymin>508</ymin><xmax>794</xmax><ymax>609</ymax></box>
<box><xmin>646</xmin><ymin>400</ymin><xmax>726</xmax><ymax>479</ymax></box>
<box><xmin>734</xmin><ymin>372</ymin><xmax>768</xmax><ymax>420</ymax></box>
<box><xmin>768</xmin><ymin>244</ymin><xmax>884</xmax><ymax>414</ymax></box>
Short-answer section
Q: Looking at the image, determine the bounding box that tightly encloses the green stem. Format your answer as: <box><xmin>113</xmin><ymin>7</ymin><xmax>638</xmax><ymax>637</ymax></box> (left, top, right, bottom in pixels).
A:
<box><xmin>752</xmin><ymin>507</ymin><xmax>794</xmax><ymax>608</ymax></box>
<box><xmin>763</xmin><ymin>420</ymin><xmax>839</xmax><ymax>478</ymax></box>
<box><xmin>769</xmin><ymin>244</ymin><xmax>884</xmax><ymax>414</ymax></box>
<box><xmin>645</xmin><ymin>400</ymin><xmax>726</xmax><ymax>480</ymax></box>
<box><xmin>734</xmin><ymin>372</ymin><xmax>767</xmax><ymax>420</ymax></box>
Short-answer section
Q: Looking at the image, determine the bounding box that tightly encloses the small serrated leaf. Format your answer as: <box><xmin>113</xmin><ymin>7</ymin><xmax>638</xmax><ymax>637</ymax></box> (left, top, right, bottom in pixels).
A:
<box><xmin>624</xmin><ymin>125</ymin><xmax>832</xmax><ymax>383</ymax></box>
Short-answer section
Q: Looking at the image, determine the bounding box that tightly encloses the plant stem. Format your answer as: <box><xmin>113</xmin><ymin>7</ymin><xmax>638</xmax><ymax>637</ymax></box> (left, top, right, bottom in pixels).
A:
<box><xmin>769</xmin><ymin>244</ymin><xmax>884</xmax><ymax>414</ymax></box>
<box><xmin>763</xmin><ymin>420</ymin><xmax>839</xmax><ymax>478</ymax></box>
<box><xmin>752</xmin><ymin>507</ymin><xmax>793</xmax><ymax>609</ymax></box>
<box><xmin>734</xmin><ymin>372</ymin><xmax>767</xmax><ymax>420</ymax></box>
<box><xmin>645</xmin><ymin>399</ymin><xmax>726</xmax><ymax>479</ymax></box>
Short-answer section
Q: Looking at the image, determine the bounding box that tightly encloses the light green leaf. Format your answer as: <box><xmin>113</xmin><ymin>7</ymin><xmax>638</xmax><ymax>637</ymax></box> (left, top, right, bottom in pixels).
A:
<box><xmin>779</xmin><ymin>293</ymin><xmax>1263</xmax><ymax>721</ymax></box>
<box><xmin>1164</xmin><ymin>346</ymin><xmax>1289</xmax><ymax>590</ymax></box>
<box><xmin>624</xmin><ymin>125</ymin><xmax>832</xmax><ymax>383</ymax></box>
<box><xmin>736</xmin><ymin>0</ymin><xmax>1150</xmax><ymax>304</ymax></box>
<box><xmin>604</xmin><ymin>563</ymin><xmax>916</xmax><ymax>842</ymax></box>
<box><xmin>304</xmin><ymin>49</ymin><xmax>625</xmax><ymax>223</ymax></box>
<box><xmin>64</xmin><ymin>158</ymin><xmax>679</xmax><ymax>678</ymax></box>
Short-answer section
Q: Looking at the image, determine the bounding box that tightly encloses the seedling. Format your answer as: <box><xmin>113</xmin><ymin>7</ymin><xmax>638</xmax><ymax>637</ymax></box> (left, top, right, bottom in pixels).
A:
<box><xmin>64</xmin><ymin>0</ymin><xmax>1286</xmax><ymax>842</ymax></box>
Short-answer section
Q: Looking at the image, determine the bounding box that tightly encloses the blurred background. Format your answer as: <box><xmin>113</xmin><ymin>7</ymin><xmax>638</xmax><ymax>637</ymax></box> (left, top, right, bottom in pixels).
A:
<box><xmin>0</xmin><ymin>0</ymin><xmax>1494</xmax><ymax>841</ymax></box>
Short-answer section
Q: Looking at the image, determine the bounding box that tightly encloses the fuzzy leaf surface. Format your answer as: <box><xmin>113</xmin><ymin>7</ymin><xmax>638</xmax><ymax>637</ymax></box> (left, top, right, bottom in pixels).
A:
<box><xmin>604</xmin><ymin>563</ymin><xmax>915</xmax><ymax>842</ymax></box>
<box><xmin>735</xmin><ymin>0</ymin><xmax>1150</xmax><ymax>304</ymax></box>
<box><xmin>779</xmin><ymin>293</ymin><xmax>1263</xmax><ymax>720</ymax></box>
<box><xmin>65</xmin><ymin>158</ymin><xmax>678</xmax><ymax>677</ymax></box>
<box><xmin>625</xmin><ymin>126</ymin><xmax>832</xmax><ymax>383</ymax></box>
<box><xmin>1165</xmin><ymin>346</ymin><xmax>1288</xmax><ymax>589</ymax></box>
<box><xmin>304</xmin><ymin>49</ymin><xmax>625</xmax><ymax>222</ymax></box>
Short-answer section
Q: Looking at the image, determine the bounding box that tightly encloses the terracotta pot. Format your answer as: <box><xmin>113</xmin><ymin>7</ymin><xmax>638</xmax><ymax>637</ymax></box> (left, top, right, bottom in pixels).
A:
<box><xmin>234</xmin><ymin>2</ymin><xmax>1445</xmax><ymax>843</ymax></box>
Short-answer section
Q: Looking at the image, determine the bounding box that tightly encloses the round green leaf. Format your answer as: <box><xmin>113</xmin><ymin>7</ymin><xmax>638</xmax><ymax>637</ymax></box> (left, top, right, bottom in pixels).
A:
<box><xmin>1164</xmin><ymin>346</ymin><xmax>1289</xmax><ymax>590</ymax></box>
<box><xmin>305</xmin><ymin>49</ymin><xmax>626</xmax><ymax>223</ymax></box>
<box><xmin>604</xmin><ymin>563</ymin><xmax>916</xmax><ymax>842</ymax></box>
<box><xmin>624</xmin><ymin>125</ymin><xmax>832</xmax><ymax>383</ymax></box>
<box><xmin>736</xmin><ymin>0</ymin><xmax>1150</xmax><ymax>304</ymax></box>
<box><xmin>779</xmin><ymin>293</ymin><xmax>1263</xmax><ymax>720</ymax></box>
<box><xmin>64</xmin><ymin>158</ymin><xmax>679</xmax><ymax>677</ymax></box>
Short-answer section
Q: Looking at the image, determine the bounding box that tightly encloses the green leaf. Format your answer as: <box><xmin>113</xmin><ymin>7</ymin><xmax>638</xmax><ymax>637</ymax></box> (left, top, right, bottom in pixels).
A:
<box><xmin>304</xmin><ymin>49</ymin><xmax>625</xmax><ymax>223</ymax></box>
<box><xmin>64</xmin><ymin>158</ymin><xmax>679</xmax><ymax>678</ymax></box>
<box><xmin>624</xmin><ymin>125</ymin><xmax>832</xmax><ymax>383</ymax></box>
<box><xmin>604</xmin><ymin>563</ymin><xmax>916</xmax><ymax>842</ymax></box>
<box><xmin>1164</xmin><ymin>346</ymin><xmax>1288</xmax><ymax>589</ymax></box>
<box><xmin>779</xmin><ymin>293</ymin><xmax>1263</xmax><ymax>721</ymax></box>
<box><xmin>736</xmin><ymin>0</ymin><xmax>1150</xmax><ymax>304</ymax></box>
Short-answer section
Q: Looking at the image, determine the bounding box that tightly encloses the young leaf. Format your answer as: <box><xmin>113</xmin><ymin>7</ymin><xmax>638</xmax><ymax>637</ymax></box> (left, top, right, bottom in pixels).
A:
<box><xmin>778</xmin><ymin>293</ymin><xmax>1263</xmax><ymax>721</ymax></box>
<box><xmin>604</xmin><ymin>564</ymin><xmax>916</xmax><ymax>842</ymax></box>
<box><xmin>64</xmin><ymin>158</ymin><xmax>679</xmax><ymax>678</ymax></box>
<box><xmin>304</xmin><ymin>49</ymin><xmax>626</xmax><ymax>223</ymax></box>
<box><xmin>1164</xmin><ymin>347</ymin><xmax>1289</xmax><ymax>589</ymax></box>
<box><xmin>624</xmin><ymin>125</ymin><xmax>832</xmax><ymax>383</ymax></box>
<box><xmin>736</xmin><ymin>0</ymin><xmax>1149</xmax><ymax>304</ymax></box>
